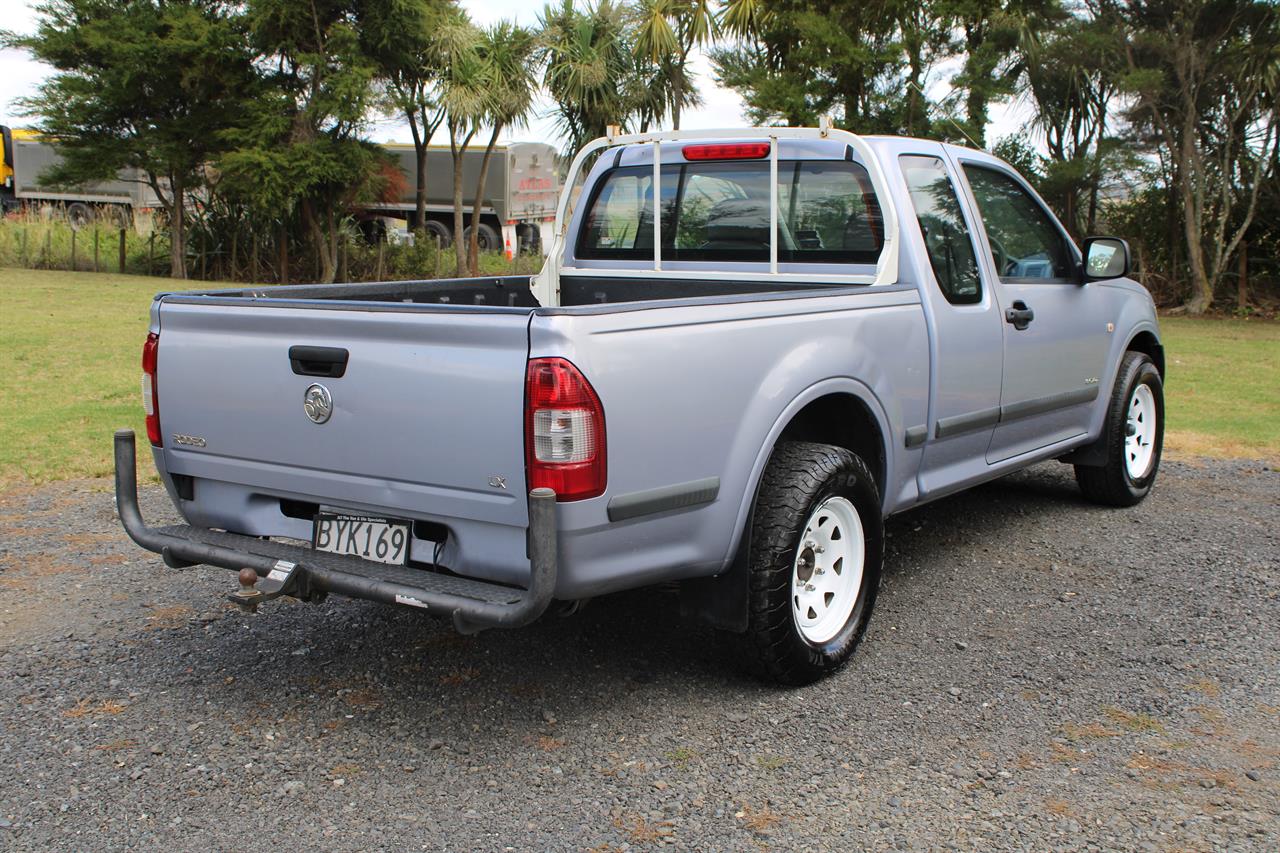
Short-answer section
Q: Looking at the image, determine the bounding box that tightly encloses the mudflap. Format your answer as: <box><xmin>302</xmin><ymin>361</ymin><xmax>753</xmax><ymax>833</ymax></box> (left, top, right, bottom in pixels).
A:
<box><xmin>679</xmin><ymin>518</ymin><xmax>752</xmax><ymax>633</ymax></box>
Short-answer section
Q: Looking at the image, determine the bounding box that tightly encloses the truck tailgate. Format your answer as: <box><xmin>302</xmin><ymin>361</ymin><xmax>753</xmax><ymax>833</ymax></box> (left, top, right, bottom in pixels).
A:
<box><xmin>155</xmin><ymin>301</ymin><xmax>532</xmax><ymax>528</ymax></box>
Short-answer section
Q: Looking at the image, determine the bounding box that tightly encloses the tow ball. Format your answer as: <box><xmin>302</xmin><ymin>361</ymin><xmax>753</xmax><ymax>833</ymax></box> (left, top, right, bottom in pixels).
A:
<box><xmin>228</xmin><ymin>560</ymin><xmax>301</xmax><ymax>613</ymax></box>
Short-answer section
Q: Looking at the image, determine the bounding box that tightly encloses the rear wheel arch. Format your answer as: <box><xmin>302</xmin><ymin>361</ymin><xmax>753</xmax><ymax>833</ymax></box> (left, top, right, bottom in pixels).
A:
<box><xmin>681</xmin><ymin>383</ymin><xmax>892</xmax><ymax>634</ymax></box>
<box><xmin>775</xmin><ymin>392</ymin><xmax>889</xmax><ymax>501</ymax></box>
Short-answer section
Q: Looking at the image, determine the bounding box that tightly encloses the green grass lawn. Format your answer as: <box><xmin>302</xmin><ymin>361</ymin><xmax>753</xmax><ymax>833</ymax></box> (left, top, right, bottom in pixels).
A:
<box><xmin>1</xmin><ymin>267</ymin><xmax>1277</xmax><ymax>486</ymax></box>
<box><xmin>1159</xmin><ymin>315</ymin><xmax>1279</xmax><ymax>462</ymax></box>
<box><xmin>1</xmin><ymin>268</ymin><xmax>158</xmax><ymax>484</ymax></box>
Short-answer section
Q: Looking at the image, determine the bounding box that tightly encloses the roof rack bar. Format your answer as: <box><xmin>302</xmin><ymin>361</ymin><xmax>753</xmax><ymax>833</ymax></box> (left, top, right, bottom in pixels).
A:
<box><xmin>769</xmin><ymin>134</ymin><xmax>779</xmax><ymax>275</ymax></box>
<box><xmin>653</xmin><ymin>139</ymin><xmax>662</xmax><ymax>272</ymax></box>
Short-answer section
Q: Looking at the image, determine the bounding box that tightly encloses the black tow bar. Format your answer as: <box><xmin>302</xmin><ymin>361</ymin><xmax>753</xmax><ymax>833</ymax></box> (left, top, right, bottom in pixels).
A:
<box><xmin>113</xmin><ymin>429</ymin><xmax>560</xmax><ymax>633</ymax></box>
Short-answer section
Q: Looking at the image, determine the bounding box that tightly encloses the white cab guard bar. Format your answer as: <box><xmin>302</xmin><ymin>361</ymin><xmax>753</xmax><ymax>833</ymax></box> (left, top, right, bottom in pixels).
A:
<box><xmin>551</xmin><ymin>121</ymin><xmax>900</xmax><ymax>287</ymax></box>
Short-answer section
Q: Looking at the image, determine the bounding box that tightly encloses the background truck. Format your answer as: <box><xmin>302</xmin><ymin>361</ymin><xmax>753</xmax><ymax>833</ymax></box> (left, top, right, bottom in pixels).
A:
<box><xmin>2</xmin><ymin>127</ymin><xmax>560</xmax><ymax>255</ymax></box>
<box><xmin>358</xmin><ymin>141</ymin><xmax>560</xmax><ymax>255</ymax></box>
<box><xmin>115</xmin><ymin>125</ymin><xmax>1164</xmax><ymax>685</ymax></box>
<box><xmin>1</xmin><ymin>125</ymin><xmax>163</xmax><ymax>227</ymax></box>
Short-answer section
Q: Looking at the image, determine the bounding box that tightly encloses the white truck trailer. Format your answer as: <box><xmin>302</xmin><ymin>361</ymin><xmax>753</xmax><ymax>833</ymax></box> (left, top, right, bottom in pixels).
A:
<box><xmin>0</xmin><ymin>126</ymin><xmax>163</xmax><ymax>228</ymax></box>
<box><xmin>362</xmin><ymin>141</ymin><xmax>560</xmax><ymax>256</ymax></box>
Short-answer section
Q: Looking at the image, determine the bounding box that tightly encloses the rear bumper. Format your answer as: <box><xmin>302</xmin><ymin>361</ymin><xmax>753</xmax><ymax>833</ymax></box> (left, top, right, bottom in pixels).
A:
<box><xmin>113</xmin><ymin>429</ymin><xmax>558</xmax><ymax>633</ymax></box>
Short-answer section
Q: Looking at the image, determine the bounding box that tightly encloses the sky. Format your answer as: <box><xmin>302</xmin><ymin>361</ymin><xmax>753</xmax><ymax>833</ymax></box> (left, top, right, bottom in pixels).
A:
<box><xmin>0</xmin><ymin>0</ymin><xmax>1024</xmax><ymax>148</ymax></box>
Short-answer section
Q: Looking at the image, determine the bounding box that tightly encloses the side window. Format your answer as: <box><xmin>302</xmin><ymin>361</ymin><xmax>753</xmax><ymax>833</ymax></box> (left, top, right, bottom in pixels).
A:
<box><xmin>580</xmin><ymin>169</ymin><xmax>654</xmax><ymax>253</ymax></box>
<box><xmin>962</xmin><ymin>165</ymin><xmax>1073</xmax><ymax>282</ymax></box>
<box><xmin>900</xmin><ymin>155</ymin><xmax>981</xmax><ymax>305</ymax></box>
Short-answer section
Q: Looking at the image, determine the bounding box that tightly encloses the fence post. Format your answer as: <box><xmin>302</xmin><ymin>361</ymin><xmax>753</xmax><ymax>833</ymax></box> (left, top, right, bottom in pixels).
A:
<box><xmin>375</xmin><ymin>237</ymin><xmax>385</xmax><ymax>281</ymax></box>
<box><xmin>71</xmin><ymin>228</ymin><xmax>77</xmax><ymax>271</ymax></box>
<box><xmin>118</xmin><ymin>228</ymin><xmax>126</xmax><ymax>274</ymax></box>
<box><xmin>94</xmin><ymin>228</ymin><xmax>100</xmax><ymax>273</ymax></box>
<box><xmin>43</xmin><ymin>230</ymin><xmax>51</xmax><ymax>269</ymax></box>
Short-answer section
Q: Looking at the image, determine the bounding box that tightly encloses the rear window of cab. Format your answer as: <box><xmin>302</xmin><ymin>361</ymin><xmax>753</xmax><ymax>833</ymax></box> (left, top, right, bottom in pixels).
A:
<box><xmin>577</xmin><ymin>160</ymin><xmax>884</xmax><ymax>264</ymax></box>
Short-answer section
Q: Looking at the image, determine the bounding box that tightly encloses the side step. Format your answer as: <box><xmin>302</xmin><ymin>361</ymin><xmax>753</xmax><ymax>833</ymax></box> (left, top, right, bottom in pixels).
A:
<box><xmin>112</xmin><ymin>430</ymin><xmax>557</xmax><ymax>633</ymax></box>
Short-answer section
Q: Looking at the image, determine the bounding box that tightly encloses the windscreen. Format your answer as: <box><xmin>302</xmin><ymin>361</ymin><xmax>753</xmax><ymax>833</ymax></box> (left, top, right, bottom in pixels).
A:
<box><xmin>577</xmin><ymin>160</ymin><xmax>883</xmax><ymax>264</ymax></box>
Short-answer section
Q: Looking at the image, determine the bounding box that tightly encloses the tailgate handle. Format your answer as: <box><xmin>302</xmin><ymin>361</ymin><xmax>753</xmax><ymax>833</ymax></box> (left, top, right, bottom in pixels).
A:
<box><xmin>289</xmin><ymin>346</ymin><xmax>349</xmax><ymax>378</ymax></box>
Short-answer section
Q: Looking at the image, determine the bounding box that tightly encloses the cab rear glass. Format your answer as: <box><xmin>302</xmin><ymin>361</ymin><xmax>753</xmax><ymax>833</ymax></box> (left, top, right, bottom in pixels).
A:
<box><xmin>576</xmin><ymin>160</ymin><xmax>883</xmax><ymax>264</ymax></box>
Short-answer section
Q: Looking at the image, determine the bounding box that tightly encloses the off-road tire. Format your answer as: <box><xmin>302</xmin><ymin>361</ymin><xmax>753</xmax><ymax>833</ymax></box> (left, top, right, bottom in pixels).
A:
<box><xmin>1075</xmin><ymin>351</ymin><xmax>1164</xmax><ymax>507</ymax></box>
<box><xmin>741</xmin><ymin>441</ymin><xmax>883</xmax><ymax>685</ymax></box>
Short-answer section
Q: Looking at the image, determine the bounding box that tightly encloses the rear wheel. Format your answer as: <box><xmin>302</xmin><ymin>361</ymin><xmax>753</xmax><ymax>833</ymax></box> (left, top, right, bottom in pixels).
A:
<box><xmin>67</xmin><ymin>202</ymin><xmax>92</xmax><ymax>231</ymax></box>
<box><xmin>105</xmin><ymin>205</ymin><xmax>132</xmax><ymax>229</ymax></box>
<box><xmin>1075</xmin><ymin>351</ymin><xmax>1164</xmax><ymax>506</ymax></box>
<box><xmin>422</xmin><ymin>219</ymin><xmax>452</xmax><ymax>247</ymax></box>
<box><xmin>741</xmin><ymin>442</ymin><xmax>883</xmax><ymax>685</ymax></box>
<box><xmin>464</xmin><ymin>222</ymin><xmax>500</xmax><ymax>253</ymax></box>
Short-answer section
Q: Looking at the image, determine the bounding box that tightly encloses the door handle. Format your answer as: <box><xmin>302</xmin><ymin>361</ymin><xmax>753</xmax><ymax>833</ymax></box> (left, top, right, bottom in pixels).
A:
<box><xmin>289</xmin><ymin>345</ymin><xmax>349</xmax><ymax>378</ymax></box>
<box><xmin>1005</xmin><ymin>301</ymin><xmax>1034</xmax><ymax>330</ymax></box>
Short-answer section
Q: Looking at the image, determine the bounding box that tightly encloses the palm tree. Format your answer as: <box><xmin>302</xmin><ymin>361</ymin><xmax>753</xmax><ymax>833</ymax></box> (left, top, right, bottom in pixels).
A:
<box><xmin>536</xmin><ymin>0</ymin><xmax>634</xmax><ymax>153</ymax></box>
<box><xmin>718</xmin><ymin>0</ymin><xmax>770</xmax><ymax>40</ymax></box>
<box><xmin>438</xmin><ymin>21</ymin><xmax>490</xmax><ymax>275</ymax></box>
<box><xmin>362</xmin><ymin>0</ymin><xmax>471</xmax><ymax>236</ymax></box>
<box><xmin>466</xmin><ymin>22</ymin><xmax>538</xmax><ymax>274</ymax></box>
<box><xmin>631</xmin><ymin>0</ymin><xmax>717</xmax><ymax>130</ymax></box>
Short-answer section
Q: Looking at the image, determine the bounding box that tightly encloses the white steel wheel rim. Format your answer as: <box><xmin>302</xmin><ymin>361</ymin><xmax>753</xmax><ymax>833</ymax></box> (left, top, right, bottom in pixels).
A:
<box><xmin>790</xmin><ymin>496</ymin><xmax>865</xmax><ymax>645</ymax></box>
<box><xmin>1125</xmin><ymin>383</ymin><xmax>1157</xmax><ymax>479</ymax></box>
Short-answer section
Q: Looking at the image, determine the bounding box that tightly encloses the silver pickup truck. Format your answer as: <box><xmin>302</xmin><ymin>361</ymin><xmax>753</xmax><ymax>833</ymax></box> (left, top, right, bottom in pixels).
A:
<box><xmin>115</xmin><ymin>125</ymin><xmax>1164</xmax><ymax>684</ymax></box>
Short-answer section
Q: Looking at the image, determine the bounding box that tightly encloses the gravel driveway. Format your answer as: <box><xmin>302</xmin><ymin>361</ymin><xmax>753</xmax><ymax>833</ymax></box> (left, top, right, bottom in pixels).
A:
<box><xmin>0</xmin><ymin>458</ymin><xmax>1276</xmax><ymax>851</ymax></box>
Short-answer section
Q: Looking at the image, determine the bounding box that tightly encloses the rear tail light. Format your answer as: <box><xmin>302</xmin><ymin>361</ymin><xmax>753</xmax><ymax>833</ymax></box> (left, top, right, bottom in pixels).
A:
<box><xmin>141</xmin><ymin>331</ymin><xmax>161</xmax><ymax>446</ymax></box>
<box><xmin>682</xmin><ymin>142</ymin><xmax>771</xmax><ymax>161</ymax></box>
<box><xmin>525</xmin><ymin>357</ymin><xmax>606</xmax><ymax>501</ymax></box>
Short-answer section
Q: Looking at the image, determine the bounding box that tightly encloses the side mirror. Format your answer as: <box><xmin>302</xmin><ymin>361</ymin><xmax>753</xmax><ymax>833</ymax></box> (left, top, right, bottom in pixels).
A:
<box><xmin>1081</xmin><ymin>236</ymin><xmax>1131</xmax><ymax>282</ymax></box>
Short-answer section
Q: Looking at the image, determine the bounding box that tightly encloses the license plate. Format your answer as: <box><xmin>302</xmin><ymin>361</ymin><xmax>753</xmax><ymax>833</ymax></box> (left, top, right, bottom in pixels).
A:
<box><xmin>313</xmin><ymin>513</ymin><xmax>410</xmax><ymax>565</ymax></box>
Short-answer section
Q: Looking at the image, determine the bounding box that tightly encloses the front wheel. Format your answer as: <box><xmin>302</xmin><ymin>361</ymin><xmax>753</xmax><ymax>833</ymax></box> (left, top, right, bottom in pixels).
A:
<box><xmin>741</xmin><ymin>442</ymin><xmax>883</xmax><ymax>685</ymax></box>
<box><xmin>1075</xmin><ymin>351</ymin><xmax>1164</xmax><ymax>506</ymax></box>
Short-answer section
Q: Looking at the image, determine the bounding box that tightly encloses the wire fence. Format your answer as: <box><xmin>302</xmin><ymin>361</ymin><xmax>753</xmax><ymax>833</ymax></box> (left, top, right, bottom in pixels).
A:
<box><xmin>0</xmin><ymin>207</ymin><xmax>542</xmax><ymax>284</ymax></box>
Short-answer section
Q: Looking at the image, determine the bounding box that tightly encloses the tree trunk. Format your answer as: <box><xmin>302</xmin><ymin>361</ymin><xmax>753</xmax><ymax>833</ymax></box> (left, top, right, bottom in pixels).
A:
<box><xmin>278</xmin><ymin>224</ymin><xmax>288</xmax><ymax>285</ymax></box>
<box><xmin>450</xmin><ymin>125</ymin><xmax>476</xmax><ymax>276</ymax></box>
<box><xmin>468</xmin><ymin>125</ymin><xmax>504</xmax><ymax>276</ymax></box>
<box><xmin>301</xmin><ymin>200</ymin><xmax>336</xmax><ymax>284</ymax></box>
<box><xmin>672</xmin><ymin>64</ymin><xmax>683</xmax><ymax>131</ymax></box>
<box><xmin>1179</xmin><ymin>183</ymin><xmax>1212</xmax><ymax>314</ymax></box>
<box><xmin>408</xmin><ymin>111</ymin><xmax>429</xmax><ymax>234</ymax></box>
<box><xmin>1237</xmin><ymin>239</ymin><xmax>1248</xmax><ymax>311</ymax></box>
<box><xmin>1177</xmin><ymin>132</ymin><xmax>1212</xmax><ymax>314</ymax></box>
<box><xmin>904</xmin><ymin>25</ymin><xmax>925</xmax><ymax>135</ymax></box>
<box><xmin>962</xmin><ymin>24</ymin><xmax>991</xmax><ymax>147</ymax></box>
<box><xmin>169</xmin><ymin>174</ymin><xmax>187</xmax><ymax>280</ymax></box>
<box><xmin>415</xmin><ymin>143</ymin><xmax>429</xmax><ymax>234</ymax></box>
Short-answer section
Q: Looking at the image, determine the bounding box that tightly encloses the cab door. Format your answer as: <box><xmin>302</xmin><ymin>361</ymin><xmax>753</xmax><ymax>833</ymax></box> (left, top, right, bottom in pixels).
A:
<box><xmin>897</xmin><ymin>150</ymin><xmax>1004</xmax><ymax>499</ymax></box>
<box><xmin>951</xmin><ymin>157</ymin><xmax>1114</xmax><ymax>464</ymax></box>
